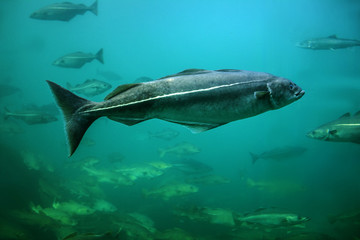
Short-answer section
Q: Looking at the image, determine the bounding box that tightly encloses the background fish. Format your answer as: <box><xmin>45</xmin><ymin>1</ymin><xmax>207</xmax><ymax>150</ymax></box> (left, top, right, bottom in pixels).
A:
<box><xmin>67</xmin><ymin>79</ymin><xmax>112</xmax><ymax>97</ymax></box>
<box><xmin>53</xmin><ymin>49</ymin><xmax>103</xmax><ymax>68</ymax></box>
<box><xmin>30</xmin><ymin>0</ymin><xmax>98</xmax><ymax>22</ymax></box>
<box><xmin>296</xmin><ymin>35</ymin><xmax>360</xmax><ymax>50</ymax></box>
<box><xmin>307</xmin><ymin>111</ymin><xmax>360</xmax><ymax>144</ymax></box>
<box><xmin>249</xmin><ymin>146</ymin><xmax>307</xmax><ymax>164</ymax></box>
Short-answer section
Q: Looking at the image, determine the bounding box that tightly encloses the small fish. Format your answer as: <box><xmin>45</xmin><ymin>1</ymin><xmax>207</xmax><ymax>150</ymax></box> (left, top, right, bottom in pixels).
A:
<box><xmin>172</xmin><ymin>159</ymin><xmax>213</xmax><ymax>175</ymax></box>
<box><xmin>53</xmin><ymin>49</ymin><xmax>103</xmax><ymax>68</ymax></box>
<box><xmin>235</xmin><ymin>209</ymin><xmax>310</xmax><ymax>227</ymax></box>
<box><xmin>186</xmin><ymin>174</ymin><xmax>230</xmax><ymax>185</ymax></box>
<box><xmin>296</xmin><ymin>34</ymin><xmax>360</xmax><ymax>50</ymax></box>
<box><xmin>97</xmin><ymin>69</ymin><xmax>122</xmax><ymax>81</ymax></box>
<box><xmin>158</xmin><ymin>142</ymin><xmax>200</xmax><ymax>158</ymax></box>
<box><xmin>307</xmin><ymin>111</ymin><xmax>360</xmax><ymax>144</ymax></box>
<box><xmin>149</xmin><ymin>128</ymin><xmax>180</xmax><ymax>140</ymax></box>
<box><xmin>4</xmin><ymin>107</ymin><xmax>57</xmax><ymax>125</ymax></box>
<box><xmin>62</xmin><ymin>232</ymin><xmax>120</xmax><ymax>240</ymax></box>
<box><xmin>30</xmin><ymin>0</ymin><xmax>98</xmax><ymax>22</ymax></box>
<box><xmin>249</xmin><ymin>146</ymin><xmax>307</xmax><ymax>164</ymax></box>
<box><xmin>67</xmin><ymin>79</ymin><xmax>112</xmax><ymax>97</ymax></box>
<box><xmin>0</xmin><ymin>84</ymin><xmax>20</xmax><ymax>98</ymax></box>
<box><xmin>46</xmin><ymin>69</ymin><xmax>304</xmax><ymax>156</ymax></box>
<box><xmin>143</xmin><ymin>183</ymin><xmax>199</xmax><ymax>201</ymax></box>
<box><xmin>328</xmin><ymin>209</ymin><xmax>360</xmax><ymax>224</ymax></box>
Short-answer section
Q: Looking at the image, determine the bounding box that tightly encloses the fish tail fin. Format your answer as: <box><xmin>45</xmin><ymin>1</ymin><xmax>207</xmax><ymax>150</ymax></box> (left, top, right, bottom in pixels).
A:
<box><xmin>158</xmin><ymin>148</ymin><xmax>166</xmax><ymax>158</ymax></box>
<box><xmin>95</xmin><ymin>48</ymin><xmax>104</xmax><ymax>64</ymax></box>
<box><xmin>89</xmin><ymin>0</ymin><xmax>98</xmax><ymax>16</ymax></box>
<box><xmin>249</xmin><ymin>152</ymin><xmax>259</xmax><ymax>164</ymax></box>
<box><xmin>46</xmin><ymin>80</ymin><xmax>99</xmax><ymax>157</ymax></box>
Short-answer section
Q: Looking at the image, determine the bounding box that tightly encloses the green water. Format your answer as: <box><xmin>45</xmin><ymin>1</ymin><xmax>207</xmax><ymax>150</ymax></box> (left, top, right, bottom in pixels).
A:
<box><xmin>0</xmin><ymin>0</ymin><xmax>359</xmax><ymax>239</ymax></box>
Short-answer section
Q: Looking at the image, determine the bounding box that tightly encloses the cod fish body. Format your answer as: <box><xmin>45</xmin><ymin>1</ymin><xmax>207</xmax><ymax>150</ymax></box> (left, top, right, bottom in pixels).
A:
<box><xmin>47</xmin><ymin>69</ymin><xmax>305</xmax><ymax>156</ymax></box>
<box><xmin>297</xmin><ymin>35</ymin><xmax>360</xmax><ymax>50</ymax></box>
<box><xmin>30</xmin><ymin>0</ymin><xmax>98</xmax><ymax>22</ymax></box>
<box><xmin>53</xmin><ymin>49</ymin><xmax>103</xmax><ymax>68</ymax></box>
<box><xmin>307</xmin><ymin>111</ymin><xmax>360</xmax><ymax>144</ymax></box>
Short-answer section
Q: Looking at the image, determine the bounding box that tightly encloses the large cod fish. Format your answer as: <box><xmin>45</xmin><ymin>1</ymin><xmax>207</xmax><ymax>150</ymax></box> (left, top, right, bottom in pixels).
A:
<box><xmin>47</xmin><ymin>69</ymin><xmax>305</xmax><ymax>156</ymax></box>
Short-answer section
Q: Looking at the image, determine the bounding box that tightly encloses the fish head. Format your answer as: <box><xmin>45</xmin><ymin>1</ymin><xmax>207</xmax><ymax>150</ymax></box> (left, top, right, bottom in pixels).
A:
<box><xmin>52</xmin><ymin>58</ymin><xmax>67</xmax><ymax>67</ymax></box>
<box><xmin>306</xmin><ymin>125</ymin><xmax>338</xmax><ymax>142</ymax></box>
<box><xmin>30</xmin><ymin>10</ymin><xmax>53</xmax><ymax>20</ymax></box>
<box><xmin>296</xmin><ymin>40</ymin><xmax>314</xmax><ymax>49</ymax></box>
<box><xmin>267</xmin><ymin>78</ymin><xmax>305</xmax><ymax>109</ymax></box>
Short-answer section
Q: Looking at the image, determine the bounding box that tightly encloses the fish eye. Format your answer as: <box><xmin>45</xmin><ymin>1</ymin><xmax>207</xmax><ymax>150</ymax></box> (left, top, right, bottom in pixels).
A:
<box><xmin>289</xmin><ymin>83</ymin><xmax>294</xmax><ymax>90</ymax></box>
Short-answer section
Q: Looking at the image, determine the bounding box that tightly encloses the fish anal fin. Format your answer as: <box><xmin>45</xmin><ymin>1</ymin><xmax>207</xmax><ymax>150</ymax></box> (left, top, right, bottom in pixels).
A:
<box><xmin>167</xmin><ymin>120</ymin><xmax>223</xmax><ymax>133</ymax></box>
<box><xmin>104</xmin><ymin>83</ymin><xmax>140</xmax><ymax>100</ymax></box>
<box><xmin>108</xmin><ymin>116</ymin><xmax>145</xmax><ymax>126</ymax></box>
<box><xmin>64</xmin><ymin>232</ymin><xmax>78</xmax><ymax>240</ymax></box>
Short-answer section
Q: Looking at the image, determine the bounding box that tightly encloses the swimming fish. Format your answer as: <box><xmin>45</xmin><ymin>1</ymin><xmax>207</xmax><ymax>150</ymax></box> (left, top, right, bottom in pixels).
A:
<box><xmin>47</xmin><ymin>69</ymin><xmax>305</xmax><ymax>156</ymax></box>
<box><xmin>30</xmin><ymin>0</ymin><xmax>98</xmax><ymax>22</ymax></box>
<box><xmin>67</xmin><ymin>79</ymin><xmax>112</xmax><ymax>97</ymax></box>
<box><xmin>307</xmin><ymin>111</ymin><xmax>360</xmax><ymax>144</ymax></box>
<box><xmin>53</xmin><ymin>49</ymin><xmax>103</xmax><ymax>68</ymax></box>
<box><xmin>296</xmin><ymin>35</ymin><xmax>360</xmax><ymax>50</ymax></box>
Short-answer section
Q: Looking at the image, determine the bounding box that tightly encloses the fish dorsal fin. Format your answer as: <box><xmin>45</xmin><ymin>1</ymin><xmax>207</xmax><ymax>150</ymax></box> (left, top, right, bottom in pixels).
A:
<box><xmin>64</xmin><ymin>232</ymin><xmax>78</xmax><ymax>240</ymax></box>
<box><xmin>104</xmin><ymin>83</ymin><xmax>140</xmax><ymax>100</ymax></box>
<box><xmin>338</xmin><ymin>113</ymin><xmax>350</xmax><ymax>119</ymax></box>
<box><xmin>328</xmin><ymin>34</ymin><xmax>337</xmax><ymax>38</ymax></box>
<box><xmin>354</xmin><ymin>111</ymin><xmax>360</xmax><ymax>116</ymax></box>
<box><xmin>216</xmin><ymin>69</ymin><xmax>242</xmax><ymax>73</ymax></box>
<box><xmin>254</xmin><ymin>91</ymin><xmax>270</xmax><ymax>99</ymax></box>
<box><xmin>84</xmin><ymin>79</ymin><xmax>94</xmax><ymax>83</ymax></box>
<box><xmin>159</xmin><ymin>69</ymin><xmax>209</xmax><ymax>79</ymax></box>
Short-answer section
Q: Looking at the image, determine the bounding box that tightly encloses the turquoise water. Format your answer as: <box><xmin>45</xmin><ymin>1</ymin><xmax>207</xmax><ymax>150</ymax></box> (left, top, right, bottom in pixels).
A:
<box><xmin>0</xmin><ymin>0</ymin><xmax>360</xmax><ymax>239</ymax></box>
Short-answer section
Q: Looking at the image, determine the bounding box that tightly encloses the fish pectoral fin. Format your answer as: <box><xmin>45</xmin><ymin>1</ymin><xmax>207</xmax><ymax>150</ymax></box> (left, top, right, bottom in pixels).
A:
<box><xmin>104</xmin><ymin>83</ymin><xmax>141</xmax><ymax>100</ymax></box>
<box><xmin>108</xmin><ymin>116</ymin><xmax>145</xmax><ymax>126</ymax></box>
<box><xmin>254</xmin><ymin>91</ymin><xmax>270</xmax><ymax>99</ymax></box>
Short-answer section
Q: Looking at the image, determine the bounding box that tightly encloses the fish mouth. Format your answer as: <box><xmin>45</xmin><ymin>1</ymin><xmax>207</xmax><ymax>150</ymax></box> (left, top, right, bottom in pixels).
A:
<box><xmin>295</xmin><ymin>90</ymin><xmax>305</xmax><ymax>98</ymax></box>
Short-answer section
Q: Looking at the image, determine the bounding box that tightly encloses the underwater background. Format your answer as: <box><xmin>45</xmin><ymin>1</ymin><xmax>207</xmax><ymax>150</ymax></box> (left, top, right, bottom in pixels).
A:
<box><xmin>0</xmin><ymin>0</ymin><xmax>360</xmax><ymax>239</ymax></box>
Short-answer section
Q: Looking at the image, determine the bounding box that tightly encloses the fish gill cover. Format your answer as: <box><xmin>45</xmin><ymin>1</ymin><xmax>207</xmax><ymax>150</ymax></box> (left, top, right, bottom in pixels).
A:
<box><xmin>0</xmin><ymin>0</ymin><xmax>359</xmax><ymax>239</ymax></box>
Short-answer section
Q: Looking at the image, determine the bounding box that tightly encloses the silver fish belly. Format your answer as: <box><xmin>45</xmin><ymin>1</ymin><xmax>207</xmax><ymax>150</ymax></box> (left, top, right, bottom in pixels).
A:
<box><xmin>47</xmin><ymin>69</ymin><xmax>305</xmax><ymax>156</ymax></box>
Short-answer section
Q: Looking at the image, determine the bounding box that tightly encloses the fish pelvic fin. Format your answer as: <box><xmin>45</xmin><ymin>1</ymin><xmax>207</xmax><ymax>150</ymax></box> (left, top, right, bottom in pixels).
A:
<box><xmin>249</xmin><ymin>152</ymin><xmax>259</xmax><ymax>164</ymax></box>
<box><xmin>95</xmin><ymin>48</ymin><xmax>104</xmax><ymax>64</ymax></box>
<box><xmin>89</xmin><ymin>0</ymin><xmax>98</xmax><ymax>16</ymax></box>
<box><xmin>46</xmin><ymin>80</ymin><xmax>99</xmax><ymax>157</ymax></box>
